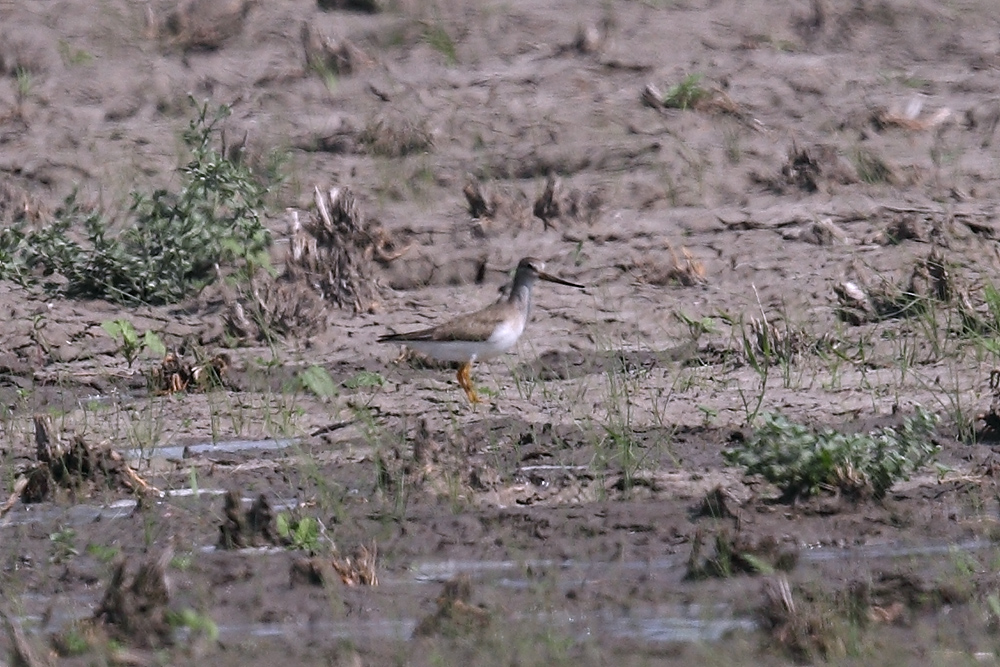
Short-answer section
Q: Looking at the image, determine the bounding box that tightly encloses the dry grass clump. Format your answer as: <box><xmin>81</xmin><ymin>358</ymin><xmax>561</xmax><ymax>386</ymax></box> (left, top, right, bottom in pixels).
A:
<box><xmin>150</xmin><ymin>352</ymin><xmax>230</xmax><ymax>394</ymax></box>
<box><xmin>288</xmin><ymin>186</ymin><xmax>406</xmax><ymax>312</ymax></box>
<box><xmin>758</xmin><ymin>577</ymin><xmax>840</xmax><ymax>662</ymax></box>
<box><xmin>217</xmin><ymin>490</ymin><xmax>282</xmax><ymax>549</ymax></box>
<box><xmin>694</xmin><ymin>485</ymin><xmax>743</xmax><ymax>519</ymax></box>
<box><xmin>835</xmin><ymin>248</ymin><xmax>951</xmax><ymax>324</ymax></box>
<box><xmin>301</xmin><ymin>22</ymin><xmax>371</xmax><ymax>76</ymax></box>
<box><xmin>226</xmin><ymin>186</ymin><xmax>407</xmax><ymax>336</ymax></box>
<box><xmin>642</xmin><ymin>74</ymin><xmax>744</xmax><ymax>117</ymax></box>
<box><xmin>749</xmin><ymin>143</ymin><xmax>858</xmax><ymax>196</ymax></box>
<box><xmin>331</xmin><ymin>541</ymin><xmax>378</xmax><ymax>586</ymax></box>
<box><xmin>636</xmin><ymin>245</ymin><xmax>706</xmax><ymax>286</ymax></box>
<box><xmin>375</xmin><ymin>418</ymin><xmax>467</xmax><ymax>498</ymax></box>
<box><xmin>1</xmin><ymin>416</ymin><xmax>158</xmax><ymax>517</ymax></box>
<box><xmin>290</xmin><ymin>542</ymin><xmax>379</xmax><ymax>587</ymax></box>
<box><xmin>686</xmin><ymin>529</ymin><xmax>798</xmax><ymax>580</ymax></box>
<box><xmin>359</xmin><ymin>116</ymin><xmax>433</xmax><ymax>157</ymax></box>
<box><xmin>0</xmin><ymin>179</ymin><xmax>43</xmax><ymax>226</ymax></box>
<box><xmin>873</xmin><ymin>98</ymin><xmax>952</xmax><ymax>132</ymax></box>
<box><xmin>780</xmin><ymin>144</ymin><xmax>826</xmax><ymax>193</ymax></box>
<box><xmin>413</xmin><ymin>575</ymin><xmax>491</xmax><ymax>637</ymax></box>
<box><xmin>93</xmin><ymin>550</ymin><xmax>175</xmax><ymax>648</ymax></box>
<box><xmin>877</xmin><ymin>212</ymin><xmax>932</xmax><ymax>244</ymax></box>
<box><xmin>754</xmin><ymin>144</ymin><xmax>857</xmax><ymax>194</ymax></box>
<box><xmin>851</xmin><ymin>146</ymin><xmax>897</xmax><ymax>185</ymax></box>
<box><xmin>151</xmin><ymin>0</ymin><xmax>254</xmax><ymax>51</ymax></box>
<box><xmin>533</xmin><ymin>174</ymin><xmax>603</xmax><ymax>229</ymax></box>
<box><xmin>976</xmin><ymin>369</ymin><xmax>1000</xmax><ymax>441</ymax></box>
<box><xmin>744</xmin><ymin>316</ymin><xmax>814</xmax><ymax>365</ymax></box>
<box><xmin>224</xmin><ymin>276</ymin><xmax>326</xmax><ymax>341</ymax></box>
<box><xmin>462</xmin><ymin>174</ymin><xmax>601</xmax><ymax>234</ymax></box>
<box><xmin>570</xmin><ymin>19</ymin><xmax>611</xmax><ymax>55</ymax></box>
<box><xmin>463</xmin><ymin>177</ymin><xmax>534</xmax><ymax>231</ymax></box>
<box><xmin>757</xmin><ymin>571</ymin><xmax>959</xmax><ymax>662</ymax></box>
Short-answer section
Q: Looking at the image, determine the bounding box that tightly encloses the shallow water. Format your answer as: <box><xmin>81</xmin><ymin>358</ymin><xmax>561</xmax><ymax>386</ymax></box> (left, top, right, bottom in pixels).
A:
<box><xmin>122</xmin><ymin>437</ymin><xmax>298</xmax><ymax>461</ymax></box>
<box><xmin>0</xmin><ymin>488</ymin><xmax>299</xmax><ymax>528</ymax></box>
<box><xmin>407</xmin><ymin>535</ymin><xmax>997</xmax><ymax>583</ymax></box>
<box><xmin>10</xmin><ymin>527</ymin><xmax>998</xmax><ymax>649</ymax></box>
<box><xmin>17</xmin><ymin>592</ymin><xmax>754</xmax><ymax>646</ymax></box>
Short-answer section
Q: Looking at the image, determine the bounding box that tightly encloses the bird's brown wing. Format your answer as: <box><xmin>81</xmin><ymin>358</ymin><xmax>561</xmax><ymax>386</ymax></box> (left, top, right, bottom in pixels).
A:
<box><xmin>378</xmin><ymin>301</ymin><xmax>514</xmax><ymax>343</ymax></box>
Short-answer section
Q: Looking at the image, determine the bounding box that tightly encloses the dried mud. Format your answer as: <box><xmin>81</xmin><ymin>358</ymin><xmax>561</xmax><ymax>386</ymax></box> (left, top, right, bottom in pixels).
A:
<box><xmin>3</xmin><ymin>0</ymin><xmax>1000</xmax><ymax>665</ymax></box>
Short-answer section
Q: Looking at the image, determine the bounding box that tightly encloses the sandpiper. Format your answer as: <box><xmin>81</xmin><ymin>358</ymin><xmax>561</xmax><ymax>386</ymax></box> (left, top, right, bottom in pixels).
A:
<box><xmin>378</xmin><ymin>257</ymin><xmax>584</xmax><ymax>403</ymax></box>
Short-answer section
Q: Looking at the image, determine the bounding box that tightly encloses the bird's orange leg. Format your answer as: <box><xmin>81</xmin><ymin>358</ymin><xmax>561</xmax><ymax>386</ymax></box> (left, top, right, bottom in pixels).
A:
<box><xmin>456</xmin><ymin>362</ymin><xmax>481</xmax><ymax>404</ymax></box>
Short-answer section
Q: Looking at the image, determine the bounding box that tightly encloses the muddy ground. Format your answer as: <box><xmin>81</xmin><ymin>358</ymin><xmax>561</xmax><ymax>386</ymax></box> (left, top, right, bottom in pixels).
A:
<box><xmin>3</xmin><ymin>0</ymin><xmax>1000</xmax><ymax>664</ymax></box>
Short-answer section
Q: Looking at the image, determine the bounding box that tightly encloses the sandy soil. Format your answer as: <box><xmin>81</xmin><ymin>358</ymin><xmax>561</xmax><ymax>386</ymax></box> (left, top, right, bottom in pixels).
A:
<box><xmin>3</xmin><ymin>0</ymin><xmax>1000</xmax><ymax>664</ymax></box>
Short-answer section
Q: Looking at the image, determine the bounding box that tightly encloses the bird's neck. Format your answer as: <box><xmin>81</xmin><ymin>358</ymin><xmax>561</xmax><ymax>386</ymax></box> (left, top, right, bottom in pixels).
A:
<box><xmin>508</xmin><ymin>281</ymin><xmax>533</xmax><ymax>315</ymax></box>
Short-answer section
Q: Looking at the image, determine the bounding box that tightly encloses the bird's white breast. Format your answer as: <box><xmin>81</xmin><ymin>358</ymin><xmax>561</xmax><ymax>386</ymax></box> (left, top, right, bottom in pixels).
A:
<box><xmin>485</xmin><ymin>314</ymin><xmax>526</xmax><ymax>356</ymax></box>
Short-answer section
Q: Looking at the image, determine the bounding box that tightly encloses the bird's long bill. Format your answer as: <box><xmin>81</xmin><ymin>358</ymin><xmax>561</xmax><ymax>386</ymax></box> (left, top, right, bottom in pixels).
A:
<box><xmin>537</xmin><ymin>271</ymin><xmax>584</xmax><ymax>289</ymax></box>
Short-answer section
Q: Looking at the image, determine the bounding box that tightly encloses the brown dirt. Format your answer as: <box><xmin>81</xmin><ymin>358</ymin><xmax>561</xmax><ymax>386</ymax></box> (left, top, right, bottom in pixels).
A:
<box><xmin>3</xmin><ymin>0</ymin><xmax>1000</xmax><ymax>665</ymax></box>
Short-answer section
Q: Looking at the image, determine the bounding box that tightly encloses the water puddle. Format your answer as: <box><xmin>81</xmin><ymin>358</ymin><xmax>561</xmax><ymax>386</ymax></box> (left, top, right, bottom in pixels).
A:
<box><xmin>1</xmin><ymin>497</ymin><xmax>139</xmax><ymax>527</ymax></box>
<box><xmin>410</xmin><ymin>537</ymin><xmax>997</xmax><ymax>583</ymax></box>
<box><xmin>18</xmin><ymin>603</ymin><xmax>752</xmax><ymax>646</ymax></box>
<box><xmin>221</xmin><ymin>618</ymin><xmax>417</xmax><ymax>641</ymax></box>
<box><xmin>0</xmin><ymin>489</ymin><xmax>299</xmax><ymax>528</ymax></box>
<box><xmin>575</xmin><ymin>608</ymin><xmax>757</xmax><ymax>643</ymax></box>
<box><xmin>123</xmin><ymin>437</ymin><xmax>298</xmax><ymax>461</ymax></box>
<box><xmin>800</xmin><ymin>538</ymin><xmax>995</xmax><ymax>562</ymax></box>
<box><xmin>12</xmin><ymin>537</ymin><xmax>999</xmax><ymax>648</ymax></box>
<box><xmin>220</xmin><ymin>608</ymin><xmax>754</xmax><ymax>644</ymax></box>
<box><xmin>518</xmin><ymin>465</ymin><xmax>589</xmax><ymax>472</ymax></box>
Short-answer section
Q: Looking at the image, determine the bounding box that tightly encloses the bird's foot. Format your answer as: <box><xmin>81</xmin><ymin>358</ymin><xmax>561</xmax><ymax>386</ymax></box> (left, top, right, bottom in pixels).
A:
<box><xmin>456</xmin><ymin>363</ymin><xmax>482</xmax><ymax>404</ymax></box>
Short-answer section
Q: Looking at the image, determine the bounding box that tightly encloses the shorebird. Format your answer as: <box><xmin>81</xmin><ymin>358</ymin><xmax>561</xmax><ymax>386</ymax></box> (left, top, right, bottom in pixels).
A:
<box><xmin>378</xmin><ymin>257</ymin><xmax>584</xmax><ymax>403</ymax></box>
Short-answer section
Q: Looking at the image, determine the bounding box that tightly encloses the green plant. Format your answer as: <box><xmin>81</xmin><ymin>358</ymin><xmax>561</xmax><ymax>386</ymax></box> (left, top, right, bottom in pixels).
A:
<box><xmin>686</xmin><ymin>530</ymin><xmax>796</xmax><ymax>579</ymax></box>
<box><xmin>298</xmin><ymin>364</ymin><xmax>338</xmax><ymax>398</ymax></box>
<box><xmin>49</xmin><ymin>526</ymin><xmax>79</xmax><ymax>563</ymax></box>
<box><xmin>344</xmin><ymin>370</ymin><xmax>386</xmax><ymax>390</ymax></box>
<box><xmin>724</xmin><ymin>408</ymin><xmax>939</xmax><ymax>500</ymax></box>
<box><xmin>171</xmin><ymin>552</ymin><xmax>194</xmax><ymax>571</ymax></box>
<box><xmin>166</xmin><ymin>608</ymin><xmax>219</xmax><ymax>642</ymax></box>
<box><xmin>724</xmin><ymin>126</ymin><xmax>742</xmax><ymax>164</ymax></box>
<box><xmin>53</xmin><ymin>625</ymin><xmax>91</xmax><ymax>656</ymax></box>
<box><xmin>57</xmin><ymin>40</ymin><xmax>93</xmax><ymax>65</ymax></box>
<box><xmin>852</xmin><ymin>147</ymin><xmax>894</xmax><ymax>184</ymax></box>
<box><xmin>596</xmin><ymin>349</ymin><xmax>648</xmax><ymax>492</ymax></box>
<box><xmin>276</xmin><ymin>513</ymin><xmax>322</xmax><ymax>552</ymax></box>
<box><xmin>423</xmin><ymin>21</ymin><xmax>457</xmax><ymax>64</ymax></box>
<box><xmin>307</xmin><ymin>55</ymin><xmax>340</xmax><ymax>93</ymax></box>
<box><xmin>100</xmin><ymin>319</ymin><xmax>166</xmax><ymax>367</ymax></box>
<box><xmin>697</xmin><ymin>405</ymin><xmax>718</xmax><ymax>426</ymax></box>
<box><xmin>737</xmin><ymin>316</ymin><xmax>772</xmax><ymax>425</ymax></box>
<box><xmin>662</xmin><ymin>73</ymin><xmax>708</xmax><ymax>110</ymax></box>
<box><xmin>85</xmin><ymin>543</ymin><xmax>120</xmax><ymax>564</ymax></box>
<box><xmin>0</xmin><ymin>99</ymin><xmax>271</xmax><ymax>304</ymax></box>
<box><xmin>986</xmin><ymin>593</ymin><xmax>1000</xmax><ymax>626</ymax></box>
<box><xmin>15</xmin><ymin>66</ymin><xmax>31</xmax><ymax>103</ymax></box>
<box><xmin>960</xmin><ymin>281</ymin><xmax>1000</xmax><ymax>355</ymax></box>
<box><xmin>674</xmin><ymin>310</ymin><xmax>717</xmax><ymax>342</ymax></box>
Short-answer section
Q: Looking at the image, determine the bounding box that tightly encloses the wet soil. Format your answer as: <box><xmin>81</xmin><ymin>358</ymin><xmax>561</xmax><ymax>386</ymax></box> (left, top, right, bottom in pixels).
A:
<box><xmin>3</xmin><ymin>0</ymin><xmax>1000</xmax><ymax>664</ymax></box>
